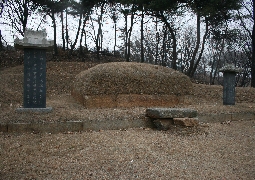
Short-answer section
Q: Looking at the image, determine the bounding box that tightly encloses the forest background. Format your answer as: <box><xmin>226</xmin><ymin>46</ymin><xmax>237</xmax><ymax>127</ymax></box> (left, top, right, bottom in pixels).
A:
<box><xmin>0</xmin><ymin>0</ymin><xmax>254</xmax><ymax>87</ymax></box>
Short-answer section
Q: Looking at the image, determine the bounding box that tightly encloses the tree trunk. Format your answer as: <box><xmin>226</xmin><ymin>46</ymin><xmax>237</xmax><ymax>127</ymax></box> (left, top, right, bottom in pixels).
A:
<box><xmin>155</xmin><ymin>32</ymin><xmax>159</xmax><ymax>65</ymax></box>
<box><xmin>168</xmin><ymin>26</ymin><xmax>177</xmax><ymax>69</ymax></box>
<box><xmin>126</xmin><ymin>7</ymin><xmax>135</xmax><ymax>62</ymax></box>
<box><xmin>52</xmin><ymin>11</ymin><xmax>58</xmax><ymax>56</ymax></box>
<box><xmin>124</xmin><ymin>13</ymin><xmax>128</xmax><ymax>60</ymax></box>
<box><xmin>210</xmin><ymin>40</ymin><xmax>224</xmax><ymax>85</ymax></box>
<box><xmin>112</xmin><ymin>9</ymin><xmax>117</xmax><ymax>56</ymax></box>
<box><xmin>0</xmin><ymin>30</ymin><xmax>2</xmax><ymax>51</ymax></box>
<box><xmin>155</xmin><ymin>16</ymin><xmax>159</xmax><ymax>65</ymax></box>
<box><xmin>61</xmin><ymin>11</ymin><xmax>65</xmax><ymax>51</ymax></box>
<box><xmin>161</xmin><ymin>27</ymin><xmax>167</xmax><ymax>66</ymax></box>
<box><xmin>66</xmin><ymin>8</ymin><xmax>69</xmax><ymax>50</ymax></box>
<box><xmin>212</xmin><ymin>59</ymin><xmax>221</xmax><ymax>85</ymax></box>
<box><xmin>251</xmin><ymin>1</ymin><xmax>255</xmax><ymax>87</ymax></box>
<box><xmin>70</xmin><ymin>13</ymin><xmax>82</xmax><ymax>56</ymax></box>
<box><xmin>187</xmin><ymin>13</ymin><xmax>200</xmax><ymax>76</ymax></box>
<box><xmin>140</xmin><ymin>7</ymin><xmax>144</xmax><ymax>63</ymax></box>
<box><xmin>23</xmin><ymin>0</ymin><xmax>29</xmax><ymax>36</ymax></box>
<box><xmin>190</xmin><ymin>20</ymin><xmax>209</xmax><ymax>77</ymax></box>
<box><xmin>100</xmin><ymin>3</ymin><xmax>104</xmax><ymax>52</ymax></box>
<box><xmin>114</xmin><ymin>23</ymin><xmax>117</xmax><ymax>56</ymax></box>
<box><xmin>209</xmin><ymin>60</ymin><xmax>215</xmax><ymax>85</ymax></box>
<box><xmin>158</xmin><ymin>11</ymin><xmax>177</xmax><ymax>70</ymax></box>
<box><xmin>79</xmin><ymin>16</ymin><xmax>87</xmax><ymax>56</ymax></box>
<box><xmin>95</xmin><ymin>3</ymin><xmax>105</xmax><ymax>60</ymax></box>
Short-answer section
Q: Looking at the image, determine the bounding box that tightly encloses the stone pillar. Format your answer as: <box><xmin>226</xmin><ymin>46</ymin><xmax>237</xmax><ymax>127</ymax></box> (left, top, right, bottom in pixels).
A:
<box><xmin>219</xmin><ymin>64</ymin><xmax>242</xmax><ymax>105</ymax></box>
<box><xmin>15</xmin><ymin>29</ymin><xmax>54</xmax><ymax>112</ymax></box>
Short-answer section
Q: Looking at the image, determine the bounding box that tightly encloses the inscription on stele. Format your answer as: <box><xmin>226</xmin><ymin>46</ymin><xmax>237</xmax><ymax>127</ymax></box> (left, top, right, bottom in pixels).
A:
<box><xmin>23</xmin><ymin>48</ymin><xmax>46</xmax><ymax>108</ymax></box>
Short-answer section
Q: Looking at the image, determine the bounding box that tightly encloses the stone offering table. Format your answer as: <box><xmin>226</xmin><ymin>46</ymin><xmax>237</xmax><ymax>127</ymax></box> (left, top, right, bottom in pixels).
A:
<box><xmin>146</xmin><ymin>108</ymin><xmax>199</xmax><ymax>130</ymax></box>
<box><xmin>15</xmin><ymin>29</ymin><xmax>53</xmax><ymax>112</ymax></box>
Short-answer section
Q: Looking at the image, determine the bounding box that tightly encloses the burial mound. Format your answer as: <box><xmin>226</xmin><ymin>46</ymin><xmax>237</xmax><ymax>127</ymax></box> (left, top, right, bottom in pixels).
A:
<box><xmin>71</xmin><ymin>62</ymin><xmax>193</xmax><ymax>108</ymax></box>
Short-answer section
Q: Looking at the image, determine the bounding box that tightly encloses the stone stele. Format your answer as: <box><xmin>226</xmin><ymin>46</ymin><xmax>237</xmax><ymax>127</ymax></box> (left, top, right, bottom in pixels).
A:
<box><xmin>15</xmin><ymin>29</ymin><xmax>53</xmax><ymax>113</ymax></box>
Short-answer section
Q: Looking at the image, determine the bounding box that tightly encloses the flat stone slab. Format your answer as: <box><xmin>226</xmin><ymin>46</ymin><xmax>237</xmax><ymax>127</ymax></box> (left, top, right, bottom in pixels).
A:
<box><xmin>146</xmin><ymin>108</ymin><xmax>197</xmax><ymax>119</ymax></box>
<box><xmin>16</xmin><ymin>107</ymin><xmax>53</xmax><ymax>113</ymax></box>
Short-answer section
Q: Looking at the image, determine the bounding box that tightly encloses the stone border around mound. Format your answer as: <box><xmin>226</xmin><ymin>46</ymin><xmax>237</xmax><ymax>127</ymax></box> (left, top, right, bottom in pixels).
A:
<box><xmin>1</xmin><ymin>111</ymin><xmax>255</xmax><ymax>133</ymax></box>
<box><xmin>0</xmin><ymin>118</ymin><xmax>154</xmax><ymax>133</ymax></box>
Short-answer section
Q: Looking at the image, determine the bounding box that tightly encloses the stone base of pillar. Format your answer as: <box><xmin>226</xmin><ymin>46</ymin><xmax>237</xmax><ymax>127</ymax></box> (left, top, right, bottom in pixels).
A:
<box><xmin>16</xmin><ymin>107</ymin><xmax>53</xmax><ymax>113</ymax></box>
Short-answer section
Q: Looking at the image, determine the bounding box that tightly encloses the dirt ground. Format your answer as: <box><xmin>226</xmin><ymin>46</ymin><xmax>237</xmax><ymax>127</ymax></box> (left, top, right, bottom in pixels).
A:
<box><xmin>1</xmin><ymin>61</ymin><xmax>255</xmax><ymax>179</ymax></box>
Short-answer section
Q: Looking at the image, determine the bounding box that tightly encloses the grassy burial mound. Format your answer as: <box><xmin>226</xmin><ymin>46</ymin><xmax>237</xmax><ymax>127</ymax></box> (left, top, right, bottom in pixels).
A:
<box><xmin>71</xmin><ymin>62</ymin><xmax>193</xmax><ymax>108</ymax></box>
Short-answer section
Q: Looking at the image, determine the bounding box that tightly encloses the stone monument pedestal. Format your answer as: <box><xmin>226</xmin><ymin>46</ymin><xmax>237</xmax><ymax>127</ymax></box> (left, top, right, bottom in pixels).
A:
<box><xmin>16</xmin><ymin>107</ymin><xmax>53</xmax><ymax>113</ymax></box>
<box><xmin>219</xmin><ymin>64</ymin><xmax>242</xmax><ymax>105</ymax></box>
<box><xmin>15</xmin><ymin>29</ymin><xmax>54</xmax><ymax>112</ymax></box>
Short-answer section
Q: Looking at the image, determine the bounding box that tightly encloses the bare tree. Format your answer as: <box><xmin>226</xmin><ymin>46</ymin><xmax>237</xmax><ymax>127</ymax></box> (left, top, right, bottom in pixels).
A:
<box><xmin>251</xmin><ymin>0</ymin><xmax>255</xmax><ymax>87</ymax></box>
<box><xmin>140</xmin><ymin>6</ymin><xmax>144</xmax><ymax>63</ymax></box>
<box><xmin>156</xmin><ymin>10</ymin><xmax>178</xmax><ymax>69</ymax></box>
<box><xmin>111</xmin><ymin>9</ymin><xmax>118</xmax><ymax>56</ymax></box>
<box><xmin>35</xmin><ymin>0</ymin><xmax>71</xmax><ymax>55</ymax></box>
<box><xmin>4</xmin><ymin>0</ymin><xmax>37</xmax><ymax>36</ymax></box>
